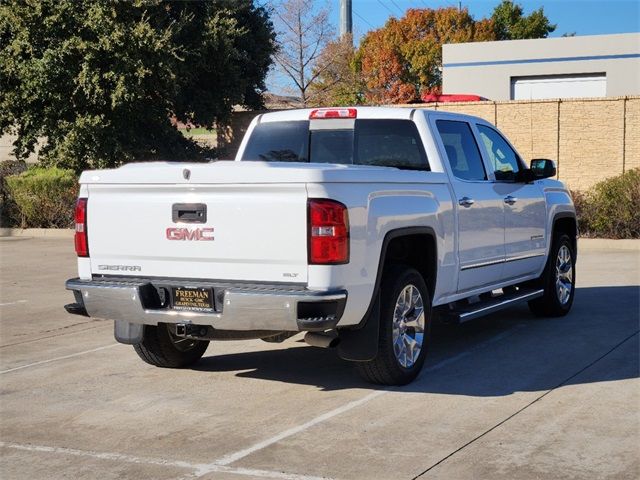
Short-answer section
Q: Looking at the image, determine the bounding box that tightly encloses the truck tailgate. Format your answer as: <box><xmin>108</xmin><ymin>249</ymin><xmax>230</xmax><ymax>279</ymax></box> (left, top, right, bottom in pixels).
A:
<box><xmin>86</xmin><ymin>183</ymin><xmax>308</xmax><ymax>283</ymax></box>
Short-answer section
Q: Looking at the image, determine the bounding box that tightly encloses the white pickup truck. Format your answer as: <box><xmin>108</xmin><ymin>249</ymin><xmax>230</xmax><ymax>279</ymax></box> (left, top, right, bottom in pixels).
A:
<box><xmin>65</xmin><ymin>107</ymin><xmax>577</xmax><ymax>385</ymax></box>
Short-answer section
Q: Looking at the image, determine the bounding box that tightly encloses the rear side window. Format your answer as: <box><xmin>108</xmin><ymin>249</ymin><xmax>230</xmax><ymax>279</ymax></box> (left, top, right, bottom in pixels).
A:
<box><xmin>355</xmin><ymin>120</ymin><xmax>428</xmax><ymax>170</ymax></box>
<box><xmin>241</xmin><ymin>118</ymin><xmax>429</xmax><ymax>170</ymax></box>
<box><xmin>241</xmin><ymin>120</ymin><xmax>309</xmax><ymax>162</ymax></box>
<box><xmin>435</xmin><ymin>120</ymin><xmax>487</xmax><ymax>181</ymax></box>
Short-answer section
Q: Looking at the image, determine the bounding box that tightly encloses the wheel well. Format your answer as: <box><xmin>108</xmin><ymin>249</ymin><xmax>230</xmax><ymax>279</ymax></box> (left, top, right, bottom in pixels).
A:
<box><xmin>384</xmin><ymin>234</ymin><xmax>437</xmax><ymax>299</ymax></box>
<box><xmin>553</xmin><ymin>216</ymin><xmax>577</xmax><ymax>253</ymax></box>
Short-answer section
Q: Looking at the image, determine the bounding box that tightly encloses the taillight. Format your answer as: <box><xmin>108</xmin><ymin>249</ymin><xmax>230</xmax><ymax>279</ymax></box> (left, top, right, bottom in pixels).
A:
<box><xmin>309</xmin><ymin>108</ymin><xmax>357</xmax><ymax>119</ymax></box>
<box><xmin>308</xmin><ymin>199</ymin><xmax>349</xmax><ymax>265</ymax></box>
<box><xmin>74</xmin><ymin>198</ymin><xmax>88</xmax><ymax>257</ymax></box>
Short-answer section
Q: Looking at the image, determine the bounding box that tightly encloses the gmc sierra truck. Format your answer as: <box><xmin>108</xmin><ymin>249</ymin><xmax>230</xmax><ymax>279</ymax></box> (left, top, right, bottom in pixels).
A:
<box><xmin>65</xmin><ymin>107</ymin><xmax>577</xmax><ymax>385</ymax></box>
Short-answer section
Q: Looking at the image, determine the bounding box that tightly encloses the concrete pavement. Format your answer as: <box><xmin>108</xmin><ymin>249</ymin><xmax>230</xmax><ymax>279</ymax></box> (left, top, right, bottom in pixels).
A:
<box><xmin>0</xmin><ymin>237</ymin><xmax>638</xmax><ymax>479</ymax></box>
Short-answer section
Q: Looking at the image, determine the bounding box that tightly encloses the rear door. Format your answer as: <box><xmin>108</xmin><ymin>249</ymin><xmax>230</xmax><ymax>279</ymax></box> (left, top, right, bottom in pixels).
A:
<box><xmin>433</xmin><ymin>118</ymin><xmax>506</xmax><ymax>292</ymax></box>
<box><xmin>475</xmin><ymin>124</ymin><xmax>546</xmax><ymax>280</ymax></box>
<box><xmin>87</xmin><ymin>183</ymin><xmax>309</xmax><ymax>283</ymax></box>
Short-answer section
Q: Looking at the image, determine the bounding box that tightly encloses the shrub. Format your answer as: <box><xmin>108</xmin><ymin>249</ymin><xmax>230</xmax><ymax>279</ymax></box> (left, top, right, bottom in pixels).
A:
<box><xmin>573</xmin><ymin>169</ymin><xmax>640</xmax><ymax>239</ymax></box>
<box><xmin>5</xmin><ymin>167</ymin><xmax>78</xmax><ymax>228</ymax></box>
<box><xmin>0</xmin><ymin>159</ymin><xmax>27</xmax><ymax>227</ymax></box>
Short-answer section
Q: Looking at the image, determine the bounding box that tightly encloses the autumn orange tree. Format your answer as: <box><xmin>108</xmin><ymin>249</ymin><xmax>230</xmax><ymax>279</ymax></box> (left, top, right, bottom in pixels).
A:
<box><xmin>357</xmin><ymin>7</ymin><xmax>495</xmax><ymax>104</ymax></box>
<box><xmin>308</xmin><ymin>34</ymin><xmax>365</xmax><ymax>106</ymax></box>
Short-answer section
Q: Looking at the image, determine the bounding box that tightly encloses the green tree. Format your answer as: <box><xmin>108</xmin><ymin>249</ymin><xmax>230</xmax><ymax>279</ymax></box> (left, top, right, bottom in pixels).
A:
<box><xmin>491</xmin><ymin>0</ymin><xmax>556</xmax><ymax>40</ymax></box>
<box><xmin>0</xmin><ymin>0</ymin><xmax>276</xmax><ymax>172</ymax></box>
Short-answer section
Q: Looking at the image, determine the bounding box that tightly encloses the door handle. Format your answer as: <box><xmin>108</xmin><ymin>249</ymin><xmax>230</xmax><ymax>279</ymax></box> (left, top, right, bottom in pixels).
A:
<box><xmin>172</xmin><ymin>203</ymin><xmax>207</xmax><ymax>223</ymax></box>
<box><xmin>504</xmin><ymin>195</ymin><xmax>517</xmax><ymax>205</ymax></box>
<box><xmin>458</xmin><ymin>197</ymin><xmax>475</xmax><ymax>208</ymax></box>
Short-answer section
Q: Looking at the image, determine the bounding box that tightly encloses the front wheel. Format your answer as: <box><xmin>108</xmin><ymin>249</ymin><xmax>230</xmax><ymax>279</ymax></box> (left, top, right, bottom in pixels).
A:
<box><xmin>133</xmin><ymin>324</ymin><xmax>209</xmax><ymax>368</ymax></box>
<box><xmin>356</xmin><ymin>265</ymin><xmax>431</xmax><ymax>386</ymax></box>
<box><xmin>528</xmin><ymin>234</ymin><xmax>576</xmax><ymax>317</ymax></box>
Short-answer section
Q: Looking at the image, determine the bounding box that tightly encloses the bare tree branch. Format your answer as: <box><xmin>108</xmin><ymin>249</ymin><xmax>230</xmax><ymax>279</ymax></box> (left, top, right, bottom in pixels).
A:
<box><xmin>272</xmin><ymin>0</ymin><xmax>333</xmax><ymax>106</ymax></box>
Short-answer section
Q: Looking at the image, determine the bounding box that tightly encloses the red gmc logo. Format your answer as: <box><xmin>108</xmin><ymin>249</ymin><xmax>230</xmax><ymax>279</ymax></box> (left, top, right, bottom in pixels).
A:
<box><xmin>166</xmin><ymin>227</ymin><xmax>214</xmax><ymax>241</ymax></box>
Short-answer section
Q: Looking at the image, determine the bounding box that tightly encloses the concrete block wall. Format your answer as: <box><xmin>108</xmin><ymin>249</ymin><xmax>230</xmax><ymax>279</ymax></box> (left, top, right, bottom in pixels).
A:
<box><xmin>625</xmin><ymin>98</ymin><xmax>640</xmax><ymax>173</ymax></box>
<box><xmin>558</xmin><ymin>99</ymin><xmax>625</xmax><ymax>191</ymax></box>
<box><xmin>0</xmin><ymin>134</ymin><xmax>39</xmax><ymax>164</ymax></box>
<box><xmin>218</xmin><ymin>96</ymin><xmax>639</xmax><ymax>191</ymax></box>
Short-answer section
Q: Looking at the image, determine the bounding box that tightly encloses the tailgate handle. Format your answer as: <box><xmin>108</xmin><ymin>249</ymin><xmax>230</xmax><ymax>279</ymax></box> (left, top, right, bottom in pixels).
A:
<box><xmin>172</xmin><ymin>203</ymin><xmax>207</xmax><ymax>223</ymax></box>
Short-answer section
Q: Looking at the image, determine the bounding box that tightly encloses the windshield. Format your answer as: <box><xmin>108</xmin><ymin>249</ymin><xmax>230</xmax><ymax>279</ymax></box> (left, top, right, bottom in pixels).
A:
<box><xmin>240</xmin><ymin>119</ymin><xmax>429</xmax><ymax>170</ymax></box>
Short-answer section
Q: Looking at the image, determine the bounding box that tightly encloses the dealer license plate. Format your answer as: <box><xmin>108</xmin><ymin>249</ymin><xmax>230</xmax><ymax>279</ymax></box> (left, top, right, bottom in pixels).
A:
<box><xmin>171</xmin><ymin>287</ymin><xmax>215</xmax><ymax>312</ymax></box>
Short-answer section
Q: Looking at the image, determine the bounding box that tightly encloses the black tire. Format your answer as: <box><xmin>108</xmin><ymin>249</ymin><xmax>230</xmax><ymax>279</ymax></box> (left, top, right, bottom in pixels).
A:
<box><xmin>528</xmin><ymin>234</ymin><xmax>576</xmax><ymax>317</ymax></box>
<box><xmin>356</xmin><ymin>265</ymin><xmax>432</xmax><ymax>386</ymax></box>
<box><xmin>133</xmin><ymin>324</ymin><xmax>209</xmax><ymax>368</ymax></box>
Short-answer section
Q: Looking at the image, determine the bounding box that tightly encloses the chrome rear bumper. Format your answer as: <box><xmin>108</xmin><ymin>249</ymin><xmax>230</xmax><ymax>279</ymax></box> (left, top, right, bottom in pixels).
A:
<box><xmin>65</xmin><ymin>278</ymin><xmax>346</xmax><ymax>332</ymax></box>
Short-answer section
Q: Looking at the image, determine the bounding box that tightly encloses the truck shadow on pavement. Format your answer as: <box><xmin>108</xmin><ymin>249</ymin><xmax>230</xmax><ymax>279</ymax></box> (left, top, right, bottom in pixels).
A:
<box><xmin>193</xmin><ymin>285</ymin><xmax>640</xmax><ymax>394</ymax></box>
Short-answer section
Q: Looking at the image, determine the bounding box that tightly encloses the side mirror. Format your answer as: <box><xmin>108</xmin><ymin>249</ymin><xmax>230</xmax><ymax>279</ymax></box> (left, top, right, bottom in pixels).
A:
<box><xmin>530</xmin><ymin>159</ymin><xmax>557</xmax><ymax>179</ymax></box>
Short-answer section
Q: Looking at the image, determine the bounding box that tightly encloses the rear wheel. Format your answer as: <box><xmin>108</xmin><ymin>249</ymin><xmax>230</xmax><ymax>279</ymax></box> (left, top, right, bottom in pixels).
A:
<box><xmin>356</xmin><ymin>265</ymin><xmax>431</xmax><ymax>386</ymax></box>
<box><xmin>528</xmin><ymin>234</ymin><xmax>576</xmax><ymax>317</ymax></box>
<box><xmin>133</xmin><ymin>324</ymin><xmax>209</xmax><ymax>368</ymax></box>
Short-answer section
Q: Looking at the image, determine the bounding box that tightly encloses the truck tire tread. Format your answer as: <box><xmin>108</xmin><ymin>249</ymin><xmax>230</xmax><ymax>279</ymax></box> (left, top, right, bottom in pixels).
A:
<box><xmin>356</xmin><ymin>264</ymin><xmax>431</xmax><ymax>386</ymax></box>
<box><xmin>133</xmin><ymin>324</ymin><xmax>209</xmax><ymax>368</ymax></box>
<box><xmin>528</xmin><ymin>233</ymin><xmax>575</xmax><ymax>317</ymax></box>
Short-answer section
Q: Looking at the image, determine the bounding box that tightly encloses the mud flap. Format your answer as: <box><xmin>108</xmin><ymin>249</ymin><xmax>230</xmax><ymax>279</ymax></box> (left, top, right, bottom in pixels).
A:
<box><xmin>337</xmin><ymin>296</ymin><xmax>380</xmax><ymax>361</ymax></box>
<box><xmin>114</xmin><ymin>320</ymin><xmax>144</xmax><ymax>345</ymax></box>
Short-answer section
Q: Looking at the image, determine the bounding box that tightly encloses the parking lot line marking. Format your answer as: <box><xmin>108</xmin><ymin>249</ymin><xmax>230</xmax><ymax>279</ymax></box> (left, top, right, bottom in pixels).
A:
<box><xmin>0</xmin><ymin>441</ymin><xmax>198</xmax><ymax>470</ymax></box>
<box><xmin>410</xmin><ymin>329</ymin><xmax>640</xmax><ymax>479</ymax></box>
<box><xmin>209</xmin><ymin>325</ymin><xmax>523</xmax><ymax>470</ymax></box>
<box><xmin>0</xmin><ymin>300</ymin><xmax>27</xmax><ymax>306</ymax></box>
<box><xmin>0</xmin><ymin>343</ymin><xmax>120</xmax><ymax>374</ymax></box>
<box><xmin>0</xmin><ymin>441</ymin><xmax>332</xmax><ymax>480</ymax></box>
<box><xmin>213</xmin><ymin>389</ymin><xmax>387</xmax><ymax>467</ymax></box>
<box><xmin>191</xmin><ymin>465</ymin><xmax>334</xmax><ymax>480</ymax></box>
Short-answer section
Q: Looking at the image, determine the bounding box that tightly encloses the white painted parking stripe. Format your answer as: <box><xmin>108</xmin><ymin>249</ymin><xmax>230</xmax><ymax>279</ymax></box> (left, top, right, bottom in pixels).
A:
<box><xmin>0</xmin><ymin>300</ymin><xmax>27</xmax><ymax>306</ymax></box>
<box><xmin>0</xmin><ymin>441</ymin><xmax>197</xmax><ymax>469</ymax></box>
<box><xmin>1</xmin><ymin>325</ymin><xmax>523</xmax><ymax>478</ymax></box>
<box><xmin>0</xmin><ymin>442</ymin><xmax>333</xmax><ymax>480</ymax></box>
<box><xmin>192</xmin><ymin>466</ymin><xmax>333</xmax><ymax>480</ymax></box>
<box><xmin>0</xmin><ymin>343</ymin><xmax>120</xmax><ymax>374</ymax></box>
<box><xmin>206</xmin><ymin>325</ymin><xmax>524</xmax><ymax>471</ymax></box>
<box><xmin>213</xmin><ymin>390</ymin><xmax>387</xmax><ymax>467</ymax></box>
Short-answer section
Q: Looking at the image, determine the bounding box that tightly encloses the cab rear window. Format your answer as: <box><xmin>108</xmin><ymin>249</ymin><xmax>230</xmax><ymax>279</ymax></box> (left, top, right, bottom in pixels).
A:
<box><xmin>241</xmin><ymin>119</ymin><xmax>429</xmax><ymax>171</ymax></box>
<box><xmin>241</xmin><ymin>120</ymin><xmax>309</xmax><ymax>162</ymax></box>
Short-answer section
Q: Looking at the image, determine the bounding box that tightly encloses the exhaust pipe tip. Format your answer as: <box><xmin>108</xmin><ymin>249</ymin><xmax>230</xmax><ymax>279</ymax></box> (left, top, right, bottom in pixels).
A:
<box><xmin>304</xmin><ymin>331</ymin><xmax>340</xmax><ymax>349</ymax></box>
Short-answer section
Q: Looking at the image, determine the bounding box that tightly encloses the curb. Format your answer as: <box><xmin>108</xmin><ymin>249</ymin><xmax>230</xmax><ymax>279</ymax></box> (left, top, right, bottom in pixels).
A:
<box><xmin>0</xmin><ymin>228</ymin><xmax>74</xmax><ymax>238</ymax></box>
<box><xmin>578</xmin><ymin>238</ymin><xmax>639</xmax><ymax>251</ymax></box>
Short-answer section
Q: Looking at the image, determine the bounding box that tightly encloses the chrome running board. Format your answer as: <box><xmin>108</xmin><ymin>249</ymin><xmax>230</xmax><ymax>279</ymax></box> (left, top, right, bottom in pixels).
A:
<box><xmin>440</xmin><ymin>288</ymin><xmax>544</xmax><ymax>324</ymax></box>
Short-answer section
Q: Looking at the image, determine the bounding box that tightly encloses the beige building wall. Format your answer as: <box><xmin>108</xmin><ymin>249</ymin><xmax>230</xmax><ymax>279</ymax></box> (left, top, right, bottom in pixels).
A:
<box><xmin>0</xmin><ymin>134</ymin><xmax>39</xmax><ymax>164</ymax></box>
<box><xmin>558</xmin><ymin>99</ymin><xmax>625</xmax><ymax>191</ymax></box>
<box><xmin>219</xmin><ymin>96</ymin><xmax>640</xmax><ymax>192</ymax></box>
<box><xmin>625</xmin><ymin>98</ymin><xmax>640</xmax><ymax>172</ymax></box>
<box><xmin>443</xmin><ymin>33</ymin><xmax>640</xmax><ymax>100</ymax></box>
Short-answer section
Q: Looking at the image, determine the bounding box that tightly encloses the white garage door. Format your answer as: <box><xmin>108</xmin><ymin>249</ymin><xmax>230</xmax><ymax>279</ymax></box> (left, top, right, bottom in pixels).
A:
<box><xmin>511</xmin><ymin>74</ymin><xmax>606</xmax><ymax>100</ymax></box>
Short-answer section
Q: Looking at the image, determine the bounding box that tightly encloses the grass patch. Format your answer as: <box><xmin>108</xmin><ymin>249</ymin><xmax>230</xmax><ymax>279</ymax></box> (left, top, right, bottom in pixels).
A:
<box><xmin>180</xmin><ymin>127</ymin><xmax>216</xmax><ymax>137</ymax></box>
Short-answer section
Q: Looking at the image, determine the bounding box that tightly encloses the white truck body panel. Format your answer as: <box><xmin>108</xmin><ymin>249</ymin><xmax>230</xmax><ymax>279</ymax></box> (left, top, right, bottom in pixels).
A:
<box><xmin>68</xmin><ymin>106</ymin><xmax>576</xmax><ymax>336</ymax></box>
<box><xmin>305</xmin><ymin>179</ymin><xmax>455</xmax><ymax>326</ymax></box>
<box><xmin>86</xmin><ymin>182</ymin><xmax>309</xmax><ymax>283</ymax></box>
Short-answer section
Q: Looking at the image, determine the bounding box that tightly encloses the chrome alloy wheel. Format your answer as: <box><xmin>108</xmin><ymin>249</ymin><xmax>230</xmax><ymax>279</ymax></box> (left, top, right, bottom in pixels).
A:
<box><xmin>555</xmin><ymin>245</ymin><xmax>573</xmax><ymax>305</ymax></box>
<box><xmin>392</xmin><ymin>284</ymin><xmax>426</xmax><ymax>368</ymax></box>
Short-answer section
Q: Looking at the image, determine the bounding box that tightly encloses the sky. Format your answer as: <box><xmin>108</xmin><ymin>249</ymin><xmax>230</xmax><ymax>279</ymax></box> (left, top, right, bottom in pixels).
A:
<box><xmin>342</xmin><ymin>0</ymin><xmax>640</xmax><ymax>41</ymax></box>
<box><xmin>266</xmin><ymin>0</ymin><xmax>640</xmax><ymax>94</ymax></box>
